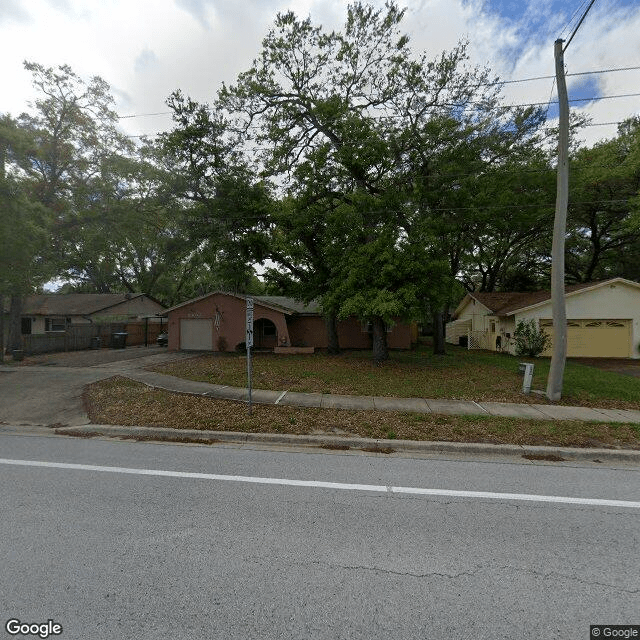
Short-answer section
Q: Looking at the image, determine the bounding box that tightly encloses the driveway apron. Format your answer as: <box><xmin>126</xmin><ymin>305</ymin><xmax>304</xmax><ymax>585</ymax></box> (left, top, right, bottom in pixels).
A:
<box><xmin>0</xmin><ymin>347</ymin><xmax>189</xmax><ymax>427</ymax></box>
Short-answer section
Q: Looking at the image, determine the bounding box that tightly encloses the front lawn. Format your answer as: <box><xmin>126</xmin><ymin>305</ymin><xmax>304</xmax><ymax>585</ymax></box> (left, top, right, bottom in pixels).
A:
<box><xmin>150</xmin><ymin>344</ymin><xmax>640</xmax><ymax>410</ymax></box>
<box><xmin>83</xmin><ymin>376</ymin><xmax>640</xmax><ymax>450</ymax></box>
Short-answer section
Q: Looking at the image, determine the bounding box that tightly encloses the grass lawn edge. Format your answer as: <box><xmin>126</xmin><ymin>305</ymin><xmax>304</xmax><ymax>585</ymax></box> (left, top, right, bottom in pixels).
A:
<box><xmin>80</xmin><ymin>376</ymin><xmax>640</xmax><ymax>452</ymax></box>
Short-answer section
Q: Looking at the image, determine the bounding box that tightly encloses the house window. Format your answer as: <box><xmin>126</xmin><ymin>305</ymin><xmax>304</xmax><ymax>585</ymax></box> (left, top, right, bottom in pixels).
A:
<box><xmin>45</xmin><ymin>317</ymin><xmax>68</xmax><ymax>332</ymax></box>
<box><xmin>262</xmin><ymin>322</ymin><xmax>277</xmax><ymax>337</ymax></box>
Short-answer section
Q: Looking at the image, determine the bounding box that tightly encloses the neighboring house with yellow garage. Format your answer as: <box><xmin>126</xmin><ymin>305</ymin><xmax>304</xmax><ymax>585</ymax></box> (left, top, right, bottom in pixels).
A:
<box><xmin>445</xmin><ymin>278</ymin><xmax>640</xmax><ymax>359</ymax></box>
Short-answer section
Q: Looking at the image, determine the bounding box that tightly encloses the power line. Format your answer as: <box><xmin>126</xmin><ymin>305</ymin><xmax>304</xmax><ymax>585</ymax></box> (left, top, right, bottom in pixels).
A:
<box><xmin>482</xmin><ymin>65</ymin><xmax>640</xmax><ymax>87</ymax></box>
<box><xmin>125</xmin><ymin>118</ymin><xmax>627</xmax><ymax>139</ymax></box>
<box><xmin>181</xmin><ymin>199</ymin><xmax>633</xmax><ymax>221</ymax></box>
<box><xmin>116</xmin><ymin>65</ymin><xmax>640</xmax><ymax>122</ymax></box>
<box><xmin>544</xmin><ymin>77</ymin><xmax>557</xmax><ymax>120</ymax></box>
<box><xmin>564</xmin><ymin>0</ymin><xmax>597</xmax><ymax>50</ymax></box>
<box><xmin>569</xmin><ymin>65</ymin><xmax>640</xmax><ymax>77</ymax></box>
<box><xmin>559</xmin><ymin>0</ymin><xmax>591</xmax><ymax>40</ymax></box>
<box><xmin>534</xmin><ymin>91</ymin><xmax>640</xmax><ymax>107</ymax></box>
<box><xmin>119</xmin><ymin>89</ymin><xmax>640</xmax><ymax>121</ymax></box>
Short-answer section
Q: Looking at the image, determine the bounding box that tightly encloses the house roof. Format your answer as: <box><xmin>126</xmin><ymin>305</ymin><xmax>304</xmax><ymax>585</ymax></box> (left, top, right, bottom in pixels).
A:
<box><xmin>456</xmin><ymin>278</ymin><xmax>640</xmax><ymax>317</ymax></box>
<box><xmin>163</xmin><ymin>292</ymin><xmax>320</xmax><ymax>316</ymax></box>
<box><xmin>253</xmin><ymin>296</ymin><xmax>320</xmax><ymax>315</ymax></box>
<box><xmin>16</xmin><ymin>293</ymin><xmax>162</xmax><ymax>317</ymax></box>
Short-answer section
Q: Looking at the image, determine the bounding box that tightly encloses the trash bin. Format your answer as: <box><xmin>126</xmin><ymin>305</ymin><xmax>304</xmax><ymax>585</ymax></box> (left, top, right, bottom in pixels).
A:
<box><xmin>90</xmin><ymin>337</ymin><xmax>101</xmax><ymax>350</ymax></box>
<box><xmin>458</xmin><ymin>336</ymin><xmax>468</xmax><ymax>348</ymax></box>
<box><xmin>12</xmin><ymin>349</ymin><xmax>24</xmax><ymax>361</ymax></box>
<box><xmin>110</xmin><ymin>332</ymin><xmax>128</xmax><ymax>349</ymax></box>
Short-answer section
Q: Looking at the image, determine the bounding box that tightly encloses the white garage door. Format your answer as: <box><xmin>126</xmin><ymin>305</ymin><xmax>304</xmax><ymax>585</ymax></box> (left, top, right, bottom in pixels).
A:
<box><xmin>540</xmin><ymin>319</ymin><xmax>631</xmax><ymax>358</ymax></box>
<box><xmin>180</xmin><ymin>319</ymin><xmax>213</xmax><ymax>350</ymax></box>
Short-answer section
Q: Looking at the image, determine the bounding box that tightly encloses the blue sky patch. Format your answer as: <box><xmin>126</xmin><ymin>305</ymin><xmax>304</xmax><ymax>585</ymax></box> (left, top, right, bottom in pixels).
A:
<box><xmin>473</xmin><ymin>0</ymin><xmax>637</xmax><ymax>70</ymax></box>
<box><xmin>544</xmin><ymin>73</ymin><xmax>602</xmax><ymax>121</ymax></box>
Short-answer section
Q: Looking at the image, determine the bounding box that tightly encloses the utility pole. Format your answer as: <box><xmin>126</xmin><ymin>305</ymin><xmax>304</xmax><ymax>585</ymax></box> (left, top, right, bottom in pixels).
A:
<box><xmin>0</xmin><ymin>135</ymin><xmax>5</xmax><ymax>363</ymax></box>
<box><xmin>545</xmin><ymin>0</ymin><xmax>597</xmax><ymax>401</ymax></box>
<box><xmin>546</xmin><ymin>39</ymin><xmax>569</xmax><ymax>401</ymax></box>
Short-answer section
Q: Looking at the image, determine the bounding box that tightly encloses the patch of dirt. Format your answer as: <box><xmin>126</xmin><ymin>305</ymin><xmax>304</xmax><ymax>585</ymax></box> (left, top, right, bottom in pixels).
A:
<box><xmin>570</xmin><ymin>358</ymin><xmax>640</xmax><ymax>378</ymax></box>
<box><xmin>522</xmin><ymin>453</ymin><xmax>566</xmax><ymax>462</ymax></box>
<box><xmin>55</xmin><ymin>429</ymin><xmax>104</xmax><ymax>438</ymax></box>
<box><xmin>117</xmin><ymin>434</ymin><xmax>218</xmax><ymax>445</ymax></box>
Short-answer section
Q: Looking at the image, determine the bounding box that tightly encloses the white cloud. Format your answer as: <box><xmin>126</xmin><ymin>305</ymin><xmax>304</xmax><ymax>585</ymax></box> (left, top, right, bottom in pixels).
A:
<box><xmin>134</xmin><ymin>48</ymin><xmax>160</xmax><ymax>75</ymax></box>
<box><xmin>0</xmin><ymin>0</ymin><xmax>638</xmax><ymax>146</ymax></box>
<box><xmin>0</xmin><ymin>0</ymin><xmax>32</xmax><ymax>25</ymax></box>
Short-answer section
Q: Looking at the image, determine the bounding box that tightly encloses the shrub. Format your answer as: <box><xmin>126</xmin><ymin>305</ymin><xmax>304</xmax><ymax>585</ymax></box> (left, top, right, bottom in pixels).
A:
<box><xmin>514</xmin><ymin>319</ymin><xmax>551</xmax><ymax>357</ymax></box>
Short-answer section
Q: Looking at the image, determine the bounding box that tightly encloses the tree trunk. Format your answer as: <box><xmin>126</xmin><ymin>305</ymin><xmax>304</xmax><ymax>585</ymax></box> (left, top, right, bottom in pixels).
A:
<box><xmin>432</xmin><ymin>310</ymin><xmax>445</xmax><ymax>356</ymax></box>
<box><xmin>371</xmin><ymin>316</ymin><xmax>389</xmax><ymax>364</ymax></box>
<box><xmin>325</xmin><ymin>313</ymin><xmax>340</xmax><ymax>355</ymax></box>
<box><xmin>7</xmin><ymin>294</ymin><xmax>23</xmax><ymax>353</ymax></box>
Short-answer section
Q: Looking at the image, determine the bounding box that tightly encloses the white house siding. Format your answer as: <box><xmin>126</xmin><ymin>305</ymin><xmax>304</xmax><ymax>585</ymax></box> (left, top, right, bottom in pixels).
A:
<box><xmin>445</xmin><ymin>319</ymin><xmax>471</xmax><ymax>345</ymax></box>
<box><xmin>495</xmin><ymin>316</ymin><xmax>517</xmax><ymax>354</ymax></box>
<box><xmin>452</xmin><ymin>299</ymin><xmax>493</xmax><ymax>331</ymax></box>
<box><xmin>514</xmin><ymin>282</ymin><xmax>640</xmax><ymax>359</ymax></box>
<box><xmin>447</xmin><ymin>298</ymin><xmax>491</xmax><ymax>346</ymax></box>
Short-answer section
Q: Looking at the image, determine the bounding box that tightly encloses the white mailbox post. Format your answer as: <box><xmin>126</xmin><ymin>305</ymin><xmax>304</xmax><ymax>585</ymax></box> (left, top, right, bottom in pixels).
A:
<box><xmin>519</xmin><ymin>362</ymin><xmax>535</xmax><ymax>394</ymax></box>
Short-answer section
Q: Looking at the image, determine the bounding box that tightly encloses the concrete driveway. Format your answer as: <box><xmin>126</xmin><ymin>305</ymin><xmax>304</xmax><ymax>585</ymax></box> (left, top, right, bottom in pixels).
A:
<box><xmin>0</xmin><ymin>346</ymin><xmax>192</xmax><ymax>427</ymax></box>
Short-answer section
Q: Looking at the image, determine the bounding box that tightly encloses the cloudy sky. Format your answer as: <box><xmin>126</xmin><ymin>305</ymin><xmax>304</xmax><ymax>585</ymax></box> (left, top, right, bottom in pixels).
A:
<box><xmin>1</xmin><ymin>0</ymin><xmax>639</xmax><ymax>147</ymax></box>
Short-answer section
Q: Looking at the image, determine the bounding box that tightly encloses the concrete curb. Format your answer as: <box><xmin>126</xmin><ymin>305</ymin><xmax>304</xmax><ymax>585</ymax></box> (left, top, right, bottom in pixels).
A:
<box><xmin>52</xmin><ymin>424</ymin><xmax>640</xmax><ymax>463</ymax></box>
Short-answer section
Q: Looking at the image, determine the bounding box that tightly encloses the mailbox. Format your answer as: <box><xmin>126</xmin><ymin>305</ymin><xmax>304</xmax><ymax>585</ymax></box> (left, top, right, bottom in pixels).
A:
<box><xmin>519</xmin><ymin>362</ymin><xmax>534</xmax><ymax>394</ymax></box>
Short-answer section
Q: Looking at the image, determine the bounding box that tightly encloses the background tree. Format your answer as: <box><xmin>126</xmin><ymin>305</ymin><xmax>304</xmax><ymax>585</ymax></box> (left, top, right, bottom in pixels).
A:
<box><xmin>1</xmin><ymin>62</ymin><xmax>136</xmax><ymax>346</ymax></box>
<box><xmin>219</xmin><ymin>2</ymin><xmax>540</xmax><ymax>360</ymax></box>
<box><xmin>566</xmin><ymin>117</ymin><xmax>640</xmax><ymax>283</ymax></box>
<box><xmin>0</xmin><ymin>114</ymin><xmax>53</xmax><ymax>354</ymax></box>
<box><xmin>156</xmin><ymin>91</ymin><xmax>272</xmax><ymax>298</ymax></box>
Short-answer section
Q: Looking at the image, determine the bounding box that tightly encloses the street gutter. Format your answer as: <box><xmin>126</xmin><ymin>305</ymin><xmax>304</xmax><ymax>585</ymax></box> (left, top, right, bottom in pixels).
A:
<box><xmin>46</xmin><ymin>423</ymin><xmax>640</xmax><ymax>464</ymax></box>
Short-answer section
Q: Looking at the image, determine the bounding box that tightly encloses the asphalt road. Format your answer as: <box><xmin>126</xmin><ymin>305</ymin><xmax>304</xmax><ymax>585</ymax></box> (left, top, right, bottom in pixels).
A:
<box><xmin>1</xmin><ymin>432</ymin><xmax>639</xmax><ymax>640</ymax></box>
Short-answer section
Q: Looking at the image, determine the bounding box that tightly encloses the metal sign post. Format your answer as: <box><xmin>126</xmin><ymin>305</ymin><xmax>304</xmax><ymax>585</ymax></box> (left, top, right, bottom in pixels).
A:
<box><xmin>246</xmin><ymin>298</ymin><xmax>254</xmax><ymax>415</ymax></box>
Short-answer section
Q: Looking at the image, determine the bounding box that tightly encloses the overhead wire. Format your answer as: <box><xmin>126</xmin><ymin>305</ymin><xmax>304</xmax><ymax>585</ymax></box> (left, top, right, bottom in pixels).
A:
<box><xmin>559</xmin><ymin>0</ymin><xmax>590</xmax><ymax>40</ymax></box>
<box><xmin>564</xmin><ymin>0</ymin><xmax>598</xmax><ymax>50</ymax></box>
<box><xmin>179</xmin><ymin>198</ymin><xmax>635</xmax><ymax>224</ymax></box>
<box><xmin>116</xmin><ymin>65</ymin><xmax>640</xmax><ymax>122</ymax></box>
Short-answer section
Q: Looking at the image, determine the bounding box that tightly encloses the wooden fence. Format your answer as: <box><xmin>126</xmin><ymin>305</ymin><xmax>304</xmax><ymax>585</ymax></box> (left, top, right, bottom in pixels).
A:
<box><xmin>21</xmin><ymin>321</ymin><xmax>165</xmax><ymax>355</ymax></box>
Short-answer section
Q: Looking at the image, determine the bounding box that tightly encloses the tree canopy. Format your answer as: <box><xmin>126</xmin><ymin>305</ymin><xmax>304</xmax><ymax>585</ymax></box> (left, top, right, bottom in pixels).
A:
<box><xmin>2</xmin><ymin>4</ymin><xmax>638</xmax><ymax>361</ymax></box>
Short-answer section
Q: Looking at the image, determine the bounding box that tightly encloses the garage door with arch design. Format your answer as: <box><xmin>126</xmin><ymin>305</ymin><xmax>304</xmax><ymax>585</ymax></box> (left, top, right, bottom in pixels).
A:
<box><xmin>180</xmin><ymin>319</ymin><xmax>213</xmax><ymax>351</ymax></box>
<box><xmin>539</xmin><ymin>319</ymin><xmax>632</xmax><ymax>358</ymax></box>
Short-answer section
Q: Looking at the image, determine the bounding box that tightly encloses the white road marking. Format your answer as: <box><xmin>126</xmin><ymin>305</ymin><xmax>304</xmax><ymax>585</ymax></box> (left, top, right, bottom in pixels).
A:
<box><xmin>1</xmin><ymin>457</ymin><xmax>639</xmax><ymax>509</ymax></box>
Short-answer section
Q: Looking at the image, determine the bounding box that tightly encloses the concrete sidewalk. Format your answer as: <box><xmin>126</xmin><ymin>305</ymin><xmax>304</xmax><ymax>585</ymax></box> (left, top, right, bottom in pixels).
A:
<box><xmin>125</xmin><ymin>369</ymin><xmax>640</xmax><ymax>424</ymax></box>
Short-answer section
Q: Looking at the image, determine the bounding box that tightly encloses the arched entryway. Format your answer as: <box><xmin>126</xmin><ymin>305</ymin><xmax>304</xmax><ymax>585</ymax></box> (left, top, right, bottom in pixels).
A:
<box><xmin>253</xmin><ymin>318</ymin><xmax>278</xmax><ymax>349</ymax></box>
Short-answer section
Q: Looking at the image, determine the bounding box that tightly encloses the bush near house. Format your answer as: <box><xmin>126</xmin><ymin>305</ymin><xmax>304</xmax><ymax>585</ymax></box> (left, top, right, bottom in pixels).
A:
<box><xmin>514</xmin><ymin>320</ymin><xmax>551</xmax><ymax>357</ymax></box>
